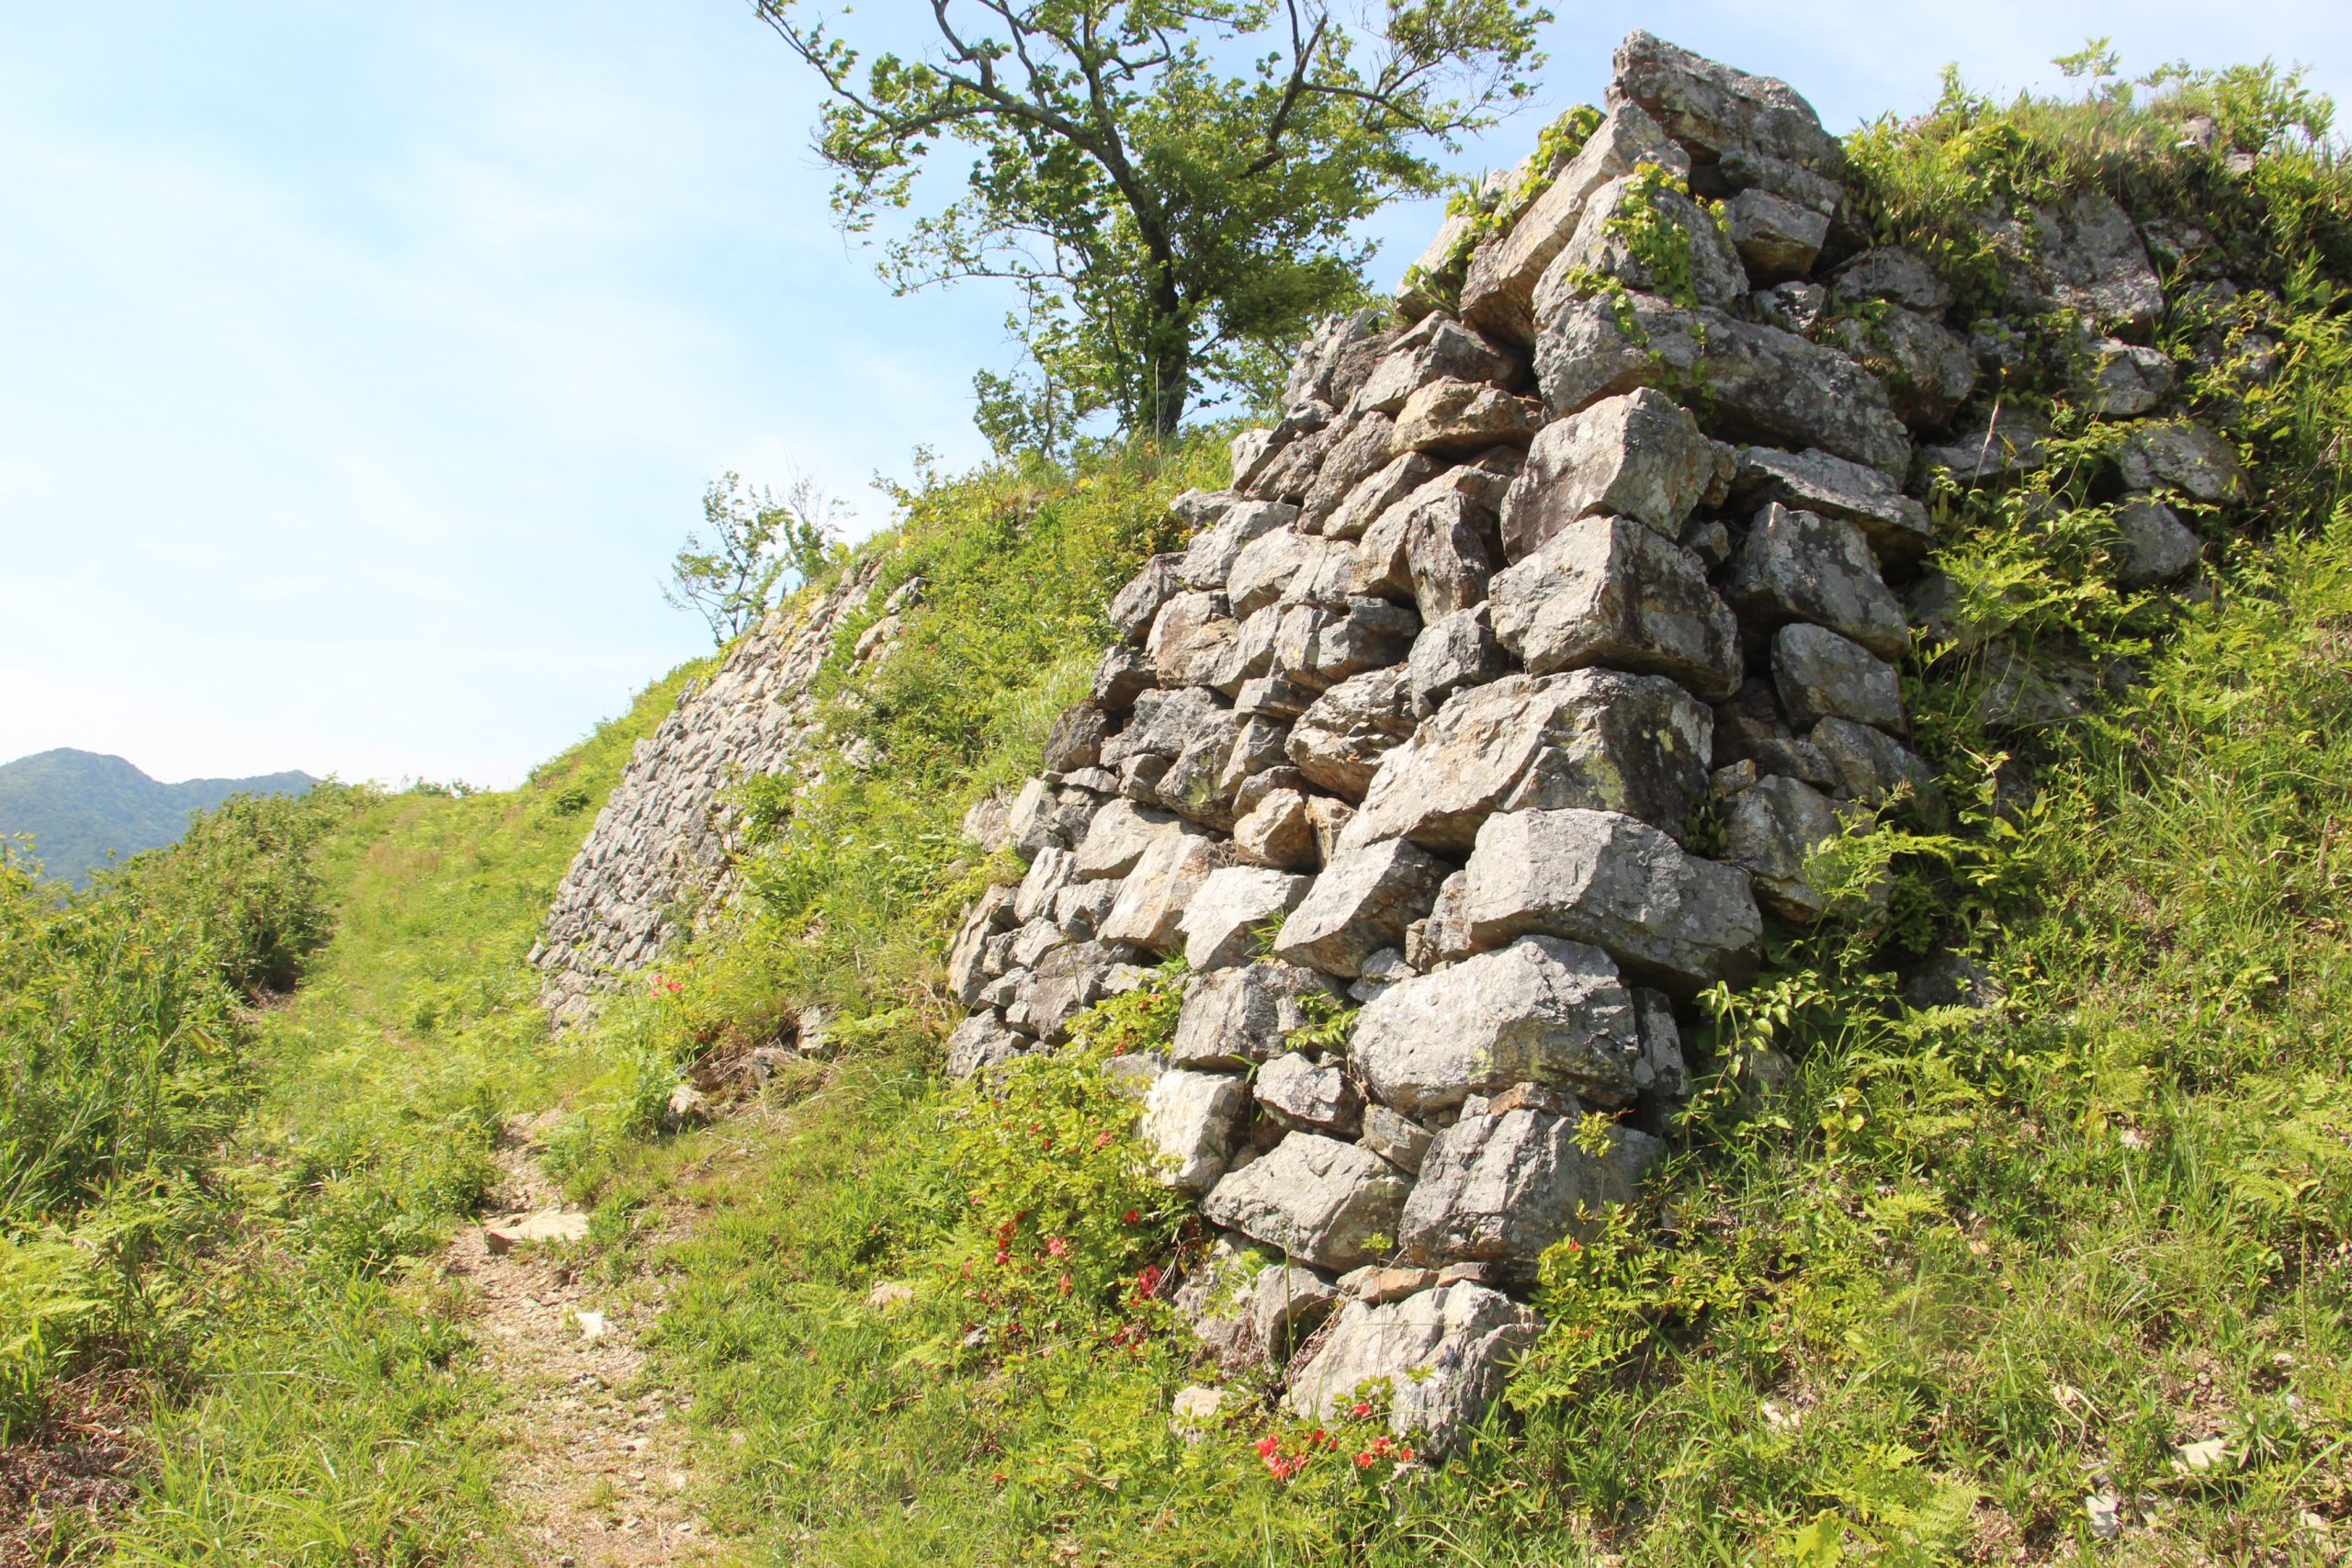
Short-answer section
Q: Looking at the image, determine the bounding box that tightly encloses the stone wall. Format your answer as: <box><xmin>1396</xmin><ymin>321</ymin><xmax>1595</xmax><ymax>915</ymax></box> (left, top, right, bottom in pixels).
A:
<box><xmin>533</xmin><ymin>558</ymin><xmax>896</xmax><ymax>1026</ymax></box>
<box><xmin>940</xmin><ymin>31</ymin><xmax>2231</xmax><ymax>1453</ymax></box>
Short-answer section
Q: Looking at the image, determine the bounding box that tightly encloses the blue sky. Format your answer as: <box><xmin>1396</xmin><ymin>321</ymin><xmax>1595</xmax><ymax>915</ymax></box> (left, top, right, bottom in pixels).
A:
<box><xmin>2</xmin><ymin>2</ymin><xmax>2343</xmax><ymax>788</ymax></box>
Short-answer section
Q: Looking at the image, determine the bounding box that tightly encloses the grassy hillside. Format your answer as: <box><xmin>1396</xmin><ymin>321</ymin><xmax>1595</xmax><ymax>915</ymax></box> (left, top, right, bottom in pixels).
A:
<box><xmin>0</xmin><ymin>750</ymin><xmax>317</xmax><ymax>887</ymax></box>
<box><xmin>7</xmin><ymin>54</ymin><xmax>2352</xmax><ymax>1568</ymax></box>
<box><xmin>0</xmin><ymin>660</ymin><xmax>705</xmax><ymax>1563</ymax></box>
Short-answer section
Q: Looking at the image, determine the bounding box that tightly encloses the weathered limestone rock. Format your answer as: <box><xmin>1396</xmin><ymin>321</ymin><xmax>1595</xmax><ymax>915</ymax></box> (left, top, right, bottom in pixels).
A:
<box><xmin>1020</xmin><ymin>941</ymin><xmax>1135</xmax><ymax>1043</ymax></box>
<box><xmin>1720</xmin><ymin>504</ymin><xmax>1908</xmax><ymax>660</ymax></box>
<box><xmin>1098</xmin><ymin>832</ymin><xmax>1227</xmax><ymax>954</ymax></box>
<box><xmin>1272</xmin><ymin>838</ymin><xmax>1449</xmax><ymax>977</ymax></box>
<box><xmin>1284</xmin><ymin>308</ymin><xmax>1395</xmax><ymax>412</ymax></box>
<box><xmin>1551</xmin><ymin>169</ymin><xmax>1747</xmax><ymax>310</ymax></box>
<box><xmin>1172</xmin><ymin>1235</ymin><xmax>1278</xmax><ymax>1368</ymax></box>
<box><xmin>1180</xmin><ymin>865</ymin><xmax>1311</xmax><ymax>972</ymax></box>
<box><xmin>1534</xmin><ymin>290</ymin><xmax>1911</xmax><ymax>479</ymax></box>
<box><xmin>1320</xmin><ymin>452</ymin><xmax>1438</xmax><ymax>542</ymax></box>
<box><xmin>1233</xmin><ymin>787</ymin><xmax>1318</xmax><ymax>871</ymax></box>
<box><xmin>2028</xmin><ymin>189</ymin><xmax>2165</xmax><ymax>330</ymax></box>
<box><xmin>1407</xmin><ymin>605</ymin><xmax>1511</xmax><ymax>718</ymax></box>
<box><xmin>2074</xmin><ymin>336</ymin><xmax>2177</xmax><ymax>418</ymax></box>
<box><xmin>1169</xmin><ymin>961</ymin><xmax>1338</xmax><ymax>1069</ymax></box>
<box><xmin>1248</xmin><ymin>1262</ymin><xmax>1340</xmax><ymax>1359</ymax></box>
<box><xmin>948</xmin><ymin>884</ymin><xmax>1019</xmax><ymax>1006</ymax></box>
<box><xmin>1041</xmin><ymin>702</ymin><xmax>1108</xmax><ymax>773</ymax></box>
<box><xmin>1486</xmin><ymin>516</ymin><xmax>1742</xmax><ymax>700</ymax></box>
<box><xmin>1771</xmin><ymin>624</ymin><xmax>1905</xmax><ymax>732</ymax></box>
<box><xmin>1361</xmin><ymin>1103</ymin><xmax>1434</xmax><ymax>1175</ymax></box>
<box><xmin>1201</xmin><ymin>1132</ymin><xmax>1411</xmax><ymax>1271</ymax></box>
<box><xmin>1091</xmin><ymin>643</ymin><xmax>1155</xmax><ymax>712</ymax></box>
<box><xmin>1104</xmin><ymin>685</ymin><xmax>1223</xmax><ymax>770</ymax></box>
<box><xmin>1145</xmin><ymin>592</ymin><xmax>1233</xmax><ymax>686</ymax></box>
<box><xmin>1405</xmin><ymin>491</ymin><xmax>1497</xmax><ymax>621</ymax></box>
<box><xmin>1169</xmin><ymin>1384</ymin><xmax>1227</xmax><ymax>1444</ymax></box>
<box><xmin>1226</xmin><ymin>528</ymin><xmax>1324</xmax><ymax>619</ymax></box>
<box><xmin>1111</xmin><ymin>554</ymin><xmax>1188</xmax><ymax>643</ymax></box>
<box><xmin>1391</xmin><ymin>378</ymin><xmax>1540</xmax><ymax>457</ymax></box>
<box><xmin>2116</xmin><ymin>419</ymin><xmax>2247</xmax><ymax>502</ymax></box>
<box><xmin>1256</xmin><ymin>1052</ymin><xmax>1363</xmax><ymax>1136</ymax></box>
<box><xmin>1352</xmin><ymin>314</ymin><xmax>1521</xmax><ymax>414</ymax></box>
<box><xmin>1005</xmin><ymin>775</ymin><xmax>1101</xmax><ymax>857</ymax></box>
<box><xmin>1243</xmin><ymin>410</ymin><xmax>1340</xmax><ymax>505</ymax></box>
<box><xmin>1072</xmin><ymin>797</ymin><xmax>1183</xmax><ymax>880</ymax></box>
<box><xmin>944</xmin><ymin>1011</ymin><xmax>1025</xmax><ymax>1078</ymax></box>
<box><xmin>1142</xmin><ymin>1068</ymin><xmax>1250</xmax><ymax>1192</ymax></box>
<box><xmin>1011</xmin><ymin>845</ymin><xmax>1078</xmax><ymax>925</ymax></box>
<box><xmin>1832</xmin><ymin>247</ymin><xmax>1952</xmax><ymax>313</ymax></box>
<box><xmin>1400</xmin><ymin>1102</ymin><xmax>1658</xmax><ymax>1268</ymax></box>
<box><xmin>1611</xmin><ymin>29</ymin><xmax>1846</xmax><ymax>174</ymax></box>
<box><xmin>1340</xmin><ymin>1263</ymin><xmax>1439</xmax><ymax>1304</ymax></box>
<box><xmin>1285</xmin><ymin>1281</ymin><xmax>1541</xmax><ymax>1452</ymax></box>
<box><xmin>1731</xmin><ymin>446</ymin><xmax>1932</xmax><ymax>569</ymax></box>
<box><xmin>1285</xmin><ymin>666</ymin><xmax>1418</xmax><ymax>802</ymax></box>
<box><xmin>1351</xmin><ymin>935</ymin><xmax>1644</xmax><ymax>1114</ymax></box>
<box><xmin>1809</xmin><ymin>717</ymin><xmax>1943</xmax><ymax>822</ymax></box>
<box><xmin>1276</xmin><ymin>597</ymin><xmax>1420</xmax><ymax>686</ymax></box>
<box><xmin>1721</xmin><ymin>773</ymin><xmax>1843</xmax><ymax>921</ymax></box>
<box><xmin>1296</xmin><ymin>413</ymin><xmax>1402</xmax><ymax>536</ymax></box>
<box><xmin>1499</xmin><ymin>388</ymin><xmax>1724</xmax><ymax>555</ymax></box>
<box><xmin>1461</xmin><ymin>100</ymin><xmax>1690</xmax><ymax>345</ymax></box>
<box><xmin>1443</xmin><ymin>808</ymin><xmax>1764</xmax><ymax>994</ymax></box>
<box><xmin>1917</xmin><ymin>410</ymin><xmax>2049</xmax><ymax>486</ymax></box>
<box><xmin>1822</xmin><ymin>305</ymin><xmax>1979</xmax><ymax>428</ymax></box>
<box><xmin>1726</xmin><ymin>185</ymin><xmax>1828</xmax><ymax>281</ymax></box>
<box><xmin>1344</xmin><ymin>670</ymin><xmax>1712</xmax><ymax>852</ymax></box>
<box><xmin>2114</xmin><ymin>496</ymin><xmax>2201</xmax><ymax>588</ymax></box>
<box><xmin>1181</xmin><ymin>500</ymin><xmax>1295</xmax><ymax>589</ymax></box>
<box><xmin>1157</xmin><ymin>708</ymin><xmax>1250</xmax><ymax>827</ymax></box>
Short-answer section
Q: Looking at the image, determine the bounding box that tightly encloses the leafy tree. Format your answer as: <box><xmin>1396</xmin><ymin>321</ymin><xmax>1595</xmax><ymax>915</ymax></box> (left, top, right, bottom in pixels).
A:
<box><xmin>665</xmin><ymin>471</ymin><xmax>845</xmax><ymax>646</ymax></box>
<box><xmin>754</xmin><ymin>0</ymin><xmax>1549</xmax><ymax>438</ymax></box>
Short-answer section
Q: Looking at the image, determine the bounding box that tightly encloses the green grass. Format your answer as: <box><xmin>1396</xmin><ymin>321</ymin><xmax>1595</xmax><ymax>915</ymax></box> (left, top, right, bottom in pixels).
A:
<box><xmin>14</xmin><ymin>53</ymin><xmax>2352</xmax><ymax>1568</ymax></box>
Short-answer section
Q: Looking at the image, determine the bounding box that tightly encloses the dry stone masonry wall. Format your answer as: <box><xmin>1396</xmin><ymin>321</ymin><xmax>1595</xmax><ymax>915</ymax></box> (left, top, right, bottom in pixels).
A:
<box><xmin>944</xmin><ymin>31</ymin><xmax>2235</xmax><ymax>1454</ymax></box>
<box><xmin>534</xmin><ymin>558</ymin><xmax>900</xmax><ymax>1026</ymax></box>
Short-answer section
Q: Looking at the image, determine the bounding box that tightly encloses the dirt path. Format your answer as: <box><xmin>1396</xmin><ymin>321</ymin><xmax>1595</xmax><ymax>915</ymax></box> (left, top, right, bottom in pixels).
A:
<box><xmin>439</xmin><ymin>1130</ymin><xmax>724</xmax><ymax>1567</ymax></box>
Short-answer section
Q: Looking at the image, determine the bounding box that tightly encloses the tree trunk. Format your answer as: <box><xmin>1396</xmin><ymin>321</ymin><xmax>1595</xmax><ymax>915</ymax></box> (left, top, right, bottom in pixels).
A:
<box><xmin>1143</xmin><ymin>265</ymin><xmax>1188</xmax><ymax>435</ymax></box>
<box><xmin>1148</xmin><ymin>342</ymin><xmax>1189</xmax><ymax>435</ymax></box>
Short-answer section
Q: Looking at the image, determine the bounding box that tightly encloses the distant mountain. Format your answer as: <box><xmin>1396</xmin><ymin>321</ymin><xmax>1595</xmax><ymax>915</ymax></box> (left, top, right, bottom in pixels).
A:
<box><xmin>0</xmin><ymin>749</ymin><xmax>317</xmax><ymax>887</ymax></box>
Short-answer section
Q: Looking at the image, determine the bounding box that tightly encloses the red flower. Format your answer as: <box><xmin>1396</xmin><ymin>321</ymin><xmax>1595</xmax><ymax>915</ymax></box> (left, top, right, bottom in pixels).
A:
<box><xmin>1121</xmin><ymin>1209</ymin><xmax>1139</xmax><ymax>1225</ymax></box>
<box><xmin>1254</xmin><ymin>1436</ymin><xmax>1280</xmax><ymax>1459</ymax></box>
<box><xmin>1046</xmin><ymin>1236</ymin><xmax>1069</xmax><ymax>1258</ymax></box>
<box><xmin>1093</xmin><ymin>1130</ymin><xmax>1116</xmax><ymax>1148</ymax></box>
<box><xmin>1351</xmin><ymin>1403</ymin><xmax>1372</xmax><ymax>1418</ymax></box>
<box><xmin>1134</xmin><ymin>1264</ymin><xmax>1161</xmax><ymax>1298</ymax></box>
<box><xmin>1397</xmin><ymin>1446</ymin><xmax>1415</xmax><ymax>1463</ymax></box>
<box><xmin>1354</xmin><ymin>1451</ymin><xmax>1376</xmax><ymax>1468</ymax></box>
<box><xmin>1057</xmin><ymin>1273</ymin><xmax>1073</xmax><ymax>1296</ymax></box>
<box><xmin>993</xmin><ymin>1247</ymin><xmax>1011</xmax><ymax>1267</ymax></box>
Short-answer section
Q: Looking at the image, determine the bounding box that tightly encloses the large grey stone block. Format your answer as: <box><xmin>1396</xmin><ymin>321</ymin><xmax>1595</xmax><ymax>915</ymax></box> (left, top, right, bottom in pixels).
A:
<box><xmin>1351</xmin><ymin>934</ymin><xmax>1644</xmax><ymax>1114</ymax></box>
<box><xmin>1201</xmin><ymin>1132</ymin><xmax>1411</xmax><ymax>1271</ymax></box>
<box><xmin>1499</xmin><ymin>388</ymin><xmax>1724</xmax><ymax>556</ymax></box>
<box><xmin>1487</xmin><ymin>515</ymin><xmax>1741</xmax><ymax>701</ymax></box>
<box><xmin>1719</xmin><ymin>503</ymin><xmax>1908</xmax><ymax>660</ymax></box>
<box><xmin>1400</xmin><ymin>1102</ymin><xmax>1658</xmax><ymax>1268</ymax></box>
<box><xmin>1443</xmin><ymin>807</ymin><xmax>1763</xmax><ymax>994</ymax></box>
<box><xmin>1344</xmin><ymin>670</ymin><xmax>1711</xmax><ymax>852</ymax></box>
<box><xmin>1272</xmin><ymin>838</ymin><xmax>1450</xmax><ymax>978</ymax></box>
<box><xmin>1285</xmin><ymin>1282</ymin><xmax>1541</xmax><ymax>1454</ymax></box>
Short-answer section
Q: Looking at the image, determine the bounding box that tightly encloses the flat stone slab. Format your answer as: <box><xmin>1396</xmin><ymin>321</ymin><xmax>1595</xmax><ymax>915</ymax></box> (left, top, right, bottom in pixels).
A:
<box><xmin>484</xmin><ymin>1211</ymin><xmax>593</xmax><ymax>1254</ymax></box>
<box><xmin>1440</xmin><ymin>807</ymin><xmax>1763</xmax><ymax>995</ymax></box>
